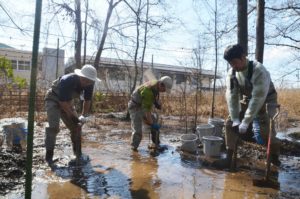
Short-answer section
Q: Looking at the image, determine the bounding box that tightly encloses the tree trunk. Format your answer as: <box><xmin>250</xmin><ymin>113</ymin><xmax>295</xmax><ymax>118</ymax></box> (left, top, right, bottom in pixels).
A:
<box><xmin>74</xmin><ymin>0</ymin><xmax>82</xmax><ymax>69</ymax></box>
<box><xmin>83</xmin><ymin>0</ymin><xmax>89</xmax><ymax>65</ymax></box>
<box><xmin>94</xmin><ymin>0</ymin><xmax>118</xmax><ymax>70</ymax></box>
<box><xmin>237</xmin><ymin>0</ymin><xmax>248</xmax><ymax>55</ymax></box>
<box><xmin>139</xmin><ymin>0</ymin><xmax>149</xmax><ymax>84</ymax></box>
<box><xmin>256</xmin><ymin>0</ymin><xmax>265</xmax><ymax>63</ymax></box>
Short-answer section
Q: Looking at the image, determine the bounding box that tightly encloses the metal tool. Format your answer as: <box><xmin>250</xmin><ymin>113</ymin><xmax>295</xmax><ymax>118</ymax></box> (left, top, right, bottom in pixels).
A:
<box><xmin>253</xmin><ymin>103</ymin><xmax>280</xmax><ymax>189</ymax></box>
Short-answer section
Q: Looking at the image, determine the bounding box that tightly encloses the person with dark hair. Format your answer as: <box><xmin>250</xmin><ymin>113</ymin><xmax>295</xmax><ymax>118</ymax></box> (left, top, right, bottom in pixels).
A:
<box><xmin>215</xmin><ymin>44</ymin><xmax>281</xmax><ymax>169</ymax></box>
<box><xmin>44</xmin><ymin>64</ymin><xmax>100</xmax><ymax>166</ymax></box>
<box><xmin>128</xmin><ymin>76</ymin><xmax>173</xmax><ymax>151</ymax></box>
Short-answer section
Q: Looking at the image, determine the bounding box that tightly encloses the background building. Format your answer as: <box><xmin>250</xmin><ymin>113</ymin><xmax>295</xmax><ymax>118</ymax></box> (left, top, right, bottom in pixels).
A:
<box><xmin>0</xmin><ymin>43</ymin><xmax>65</xmax><ymax>88</ymax></box>
<box><xmin>0</xmin><ymin>43</ymin><xmax>221</xmax><ymax>93</ymax></box>
<box><xmin>66</xmin><ymin>56</ymin><xmax>222</xmax><ymax>93</ymax></box>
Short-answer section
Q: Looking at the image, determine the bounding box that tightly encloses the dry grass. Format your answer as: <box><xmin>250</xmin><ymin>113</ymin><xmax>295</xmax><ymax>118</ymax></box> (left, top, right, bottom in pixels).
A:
<box><xmin>0</xmin><ymin>89</ymin><xmax>299</xmax><ymax>126</ymax></box>
<box><xmin>277</xmin><ymin>89</ymin><xmax>300</xmax><ymax>119</ymax></box>
<box><xmin>161</xmin><ymin>90</ymin><xmax>227</xmax><ymax>119</ymax></box>
<box><xmin>161</xmin><ymin>89</ymin><xmax>300</xmax><ymax>126</ymax></box>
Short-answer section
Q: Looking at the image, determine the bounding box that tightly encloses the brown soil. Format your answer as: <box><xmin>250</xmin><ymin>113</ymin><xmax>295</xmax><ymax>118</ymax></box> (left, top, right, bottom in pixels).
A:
<box><xmin>0</xmin><ymin>113</ymin><xmax>300</xmax><ymax>198</ymax></box>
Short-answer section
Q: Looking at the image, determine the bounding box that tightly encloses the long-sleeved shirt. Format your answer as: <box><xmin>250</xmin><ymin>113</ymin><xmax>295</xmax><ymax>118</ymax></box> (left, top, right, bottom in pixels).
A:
<box><xmin>225</xmin><ymin>59</ymin><xmax>276</xmax><ymax>125</ymax></box>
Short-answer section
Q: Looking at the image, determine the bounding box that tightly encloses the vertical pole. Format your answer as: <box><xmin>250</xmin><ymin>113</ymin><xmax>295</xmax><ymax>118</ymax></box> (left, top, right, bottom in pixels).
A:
<box><xmin>25</xmin><ymin>0</ymin><xmax>43</xmax><ymax>198</ymax></box>
<box><xmin>211</xmin><ymin>0</ymin><xmax>218</xmax><ymax>118</ymax></box>
<box><xmin>151</xmin><ymin>54</ymin><xmax>154</xmax><ymax>70</ymax></box>
<box><xmin>56</xmin><ymin>38</ymin><xmax>59</xmax><ymax>78</ymax></box>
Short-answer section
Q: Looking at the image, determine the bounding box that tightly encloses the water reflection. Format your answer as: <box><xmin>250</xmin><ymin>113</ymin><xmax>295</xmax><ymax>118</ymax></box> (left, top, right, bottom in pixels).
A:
<box><xmin>48</xmin><ymin>154</ymin><xmax>131</xmax><ymax>198</ymax></box>
<box><xmin>130</xmin><ymin>151</ymin><xmax>159</xmax><ymax>199</ymax></box>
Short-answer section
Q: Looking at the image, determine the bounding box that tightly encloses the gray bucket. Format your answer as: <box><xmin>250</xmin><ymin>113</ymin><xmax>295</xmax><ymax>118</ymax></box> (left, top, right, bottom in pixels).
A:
<box><xmin>196</xmin><ymin>124</ymin><xmax>215</xmax><ymax>142</ymax></box>
<box><xmin>180</xmin><ymin>134</ymin><xmax>198</xmax><ymax>153</ymax></box>
<box><xmin>202</xmin><ymin>135</ymin><xmax>223</xmax><ymax>157</ymax></box>
<box><xmin>208</xmin><ymin>117</ymin><xmax>224</xmax><ymax>137</ymax></box>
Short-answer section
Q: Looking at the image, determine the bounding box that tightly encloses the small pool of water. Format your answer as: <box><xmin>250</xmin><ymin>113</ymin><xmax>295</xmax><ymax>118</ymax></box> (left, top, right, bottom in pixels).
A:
<box><xmin>5</xmin><ymin>127</ymin><xmax>300</xmax><ymax>199</ymax></box>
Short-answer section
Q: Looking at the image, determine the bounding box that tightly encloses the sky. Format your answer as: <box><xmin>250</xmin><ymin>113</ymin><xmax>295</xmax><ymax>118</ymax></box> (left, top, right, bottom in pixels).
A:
<box><xmin>0</xmin><ymin>0</ymin><xmax>299</xmax><ymax>88</ymax></box>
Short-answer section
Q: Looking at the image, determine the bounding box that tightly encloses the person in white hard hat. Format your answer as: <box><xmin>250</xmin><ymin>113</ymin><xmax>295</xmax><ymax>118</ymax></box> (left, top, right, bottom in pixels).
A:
<box><xmin>44</xmin><ymin>64</ymin><xmax>100</xmax><ymax>166</ymax></box>
<box><xmin>128</xmin><ymin>76</ymin><xmax>173</xmax><ymax>151</ymax></box>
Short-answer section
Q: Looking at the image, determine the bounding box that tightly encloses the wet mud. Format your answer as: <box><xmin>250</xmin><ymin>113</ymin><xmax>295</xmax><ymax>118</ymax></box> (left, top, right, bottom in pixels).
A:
<box><xmin>1</xmin><ymin>114</ymin><xmax>300</xmax><ymax>199</ymax></box>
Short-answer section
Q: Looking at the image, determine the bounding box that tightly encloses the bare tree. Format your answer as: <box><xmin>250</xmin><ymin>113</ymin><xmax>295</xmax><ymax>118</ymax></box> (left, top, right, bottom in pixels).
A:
<box><xmin>0</xmin><ymin>3</ymin><xmax>25</xmax><ymax>32</ymax></box>
<box><xmin>121</xmin><ymin>0</ymin><xmax>171</xmax><ymax>94</ymax></box>
<box><xmin>237</xmin><ymin>0</ymin><xmax>248</xmax><ymax>54</ymax></box>
<box><xmin>139</xmin><ymin>0</ymin><xmax>149</xmax><ymax>84</ymax></box>
<box><xmin>256</xmin><ymin>0</ymin><xmax>265</xmax><ymax>63</ymax></box>
<box><xmin>83</xmin><ymin>0</ymin><xmax>89</xmax><ymax>65</ymax></box>
<box><xmin>74</xmin><ymin>0</ymin><xmax>82</xmax><ymax>68</ymax></box>
<box><xmin>123</xmin><ymin>0</ymin><xmax>142</xmax><ymax>93</ymax></box>
<box><xmin>49</xmin><ymin>0</ymin><xmax>83</xmax><ymax>68</ymax></box>
<box><xmin>265</xmin><ymin>1</ymin><xmax>300</xmax><ymax>51</ymax></box>
<box><xmin>94</xmin><ymin>0</ymin><xmax>123</xmax><ymax>69</ymax></box>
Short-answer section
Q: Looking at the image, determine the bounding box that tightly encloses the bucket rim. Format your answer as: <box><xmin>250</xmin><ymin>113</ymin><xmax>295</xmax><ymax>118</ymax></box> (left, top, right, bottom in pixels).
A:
<box><xmin>180</xmin><ymin>133</ymin><xmax>198</xmax><ymax>141</ymax></box>
<box><xmin>196</xmin><ymin>124</ymin><xmax>215</xmax><ymax>129</ymax></box>
<box><xmin>202</xmin><ymin>135</ymin><xmax>223</xmax><ymax>141</ymax></box>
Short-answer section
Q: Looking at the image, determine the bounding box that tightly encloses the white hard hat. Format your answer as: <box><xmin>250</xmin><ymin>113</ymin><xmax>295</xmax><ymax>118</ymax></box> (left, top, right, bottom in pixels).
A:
<box><xmin>159</xmin><ymin>76</ymin><xmax>172</xmax><ymax>93</ymax></box>
<box><xmin>74</xmin><ymin>64</ymin><xmax>101</xmax><ymax>82</ymax></box>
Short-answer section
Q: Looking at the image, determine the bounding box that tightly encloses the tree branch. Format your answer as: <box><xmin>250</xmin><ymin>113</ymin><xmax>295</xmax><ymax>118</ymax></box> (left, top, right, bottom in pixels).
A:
<box><xmin>0</xmin><ymin>3</ymin><xmax>25</xmax><ymax>33</ymax></box>
<box><xmin>265</xmin><ymin>42</ymin><xmax>300</xmax><ymax>50</ymax></box>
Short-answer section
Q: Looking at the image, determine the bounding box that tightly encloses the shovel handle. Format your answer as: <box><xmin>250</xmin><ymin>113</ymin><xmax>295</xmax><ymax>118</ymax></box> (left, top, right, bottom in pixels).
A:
<box><xmin>266</xmin><ymin>103</ymin><xmax>280</xmax><ymax>120</ymax></box>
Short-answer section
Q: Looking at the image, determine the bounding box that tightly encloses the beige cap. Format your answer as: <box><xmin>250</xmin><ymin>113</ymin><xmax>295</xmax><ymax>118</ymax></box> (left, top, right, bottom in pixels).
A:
<box><xmin>159</xmin><ymin>76</ymin><xmax>173</xmax><ymax>93</ymax></box>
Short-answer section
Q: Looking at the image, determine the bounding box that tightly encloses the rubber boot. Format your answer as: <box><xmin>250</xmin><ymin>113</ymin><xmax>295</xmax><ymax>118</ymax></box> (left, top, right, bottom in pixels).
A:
<box><xmin>271</xmin><ymin>154</ymin><xmax>281</xmax><ymax>167</ymax></box>
<box><xmin>72</xmin><ymin>136</ymin><xmax>82</xmax><ymax>159</ymax></box>
<box><xmin>212</xmin><ymin>149</ymin><xmax>234</xmax><ymax>170</ymax></box>
<box><xmin>45</xmin><ymin>150</ymin><xmax>54</xmax><ymax>165</ymax></box>
<box><xmin>71</xmin><ymin>128</ymin><xmax>83</xmax><ymax>165</ymax></box>
<box><xmin>151</xmin><ymin>129</ymin><xmax>160</xmax><ymax>145</ymax></box>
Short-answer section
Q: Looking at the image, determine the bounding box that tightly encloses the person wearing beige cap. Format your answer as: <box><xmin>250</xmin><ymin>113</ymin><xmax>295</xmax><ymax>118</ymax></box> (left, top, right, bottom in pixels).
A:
<box><xmin>44</xmin><ymin>64</ymin><xmax>100</xmax><ymax>167</ymax></box>
<box><xmin>128</xmin><ymin>76</ymin><xmax>173</xmax><ymax>151</ymax></box>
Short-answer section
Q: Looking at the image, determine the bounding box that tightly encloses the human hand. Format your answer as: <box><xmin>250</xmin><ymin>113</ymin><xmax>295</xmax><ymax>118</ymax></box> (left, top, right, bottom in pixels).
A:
<box><xmin>238</xmin><ymin>122</ymin><xmax>248</xmax><ymax>134</ymax></box>
<box><xmin>78</xmin><ymin>115</ymin><xmax>88</xmax><ymax>123</ymax></box>
<box><xmin>151</xmin><ymin>123</ymin><xmax>161</xmax><ymax>130</ymax></box>
<box><xmin>232</xmin><ymin>119</ymin><xmax>241</xmax><ymax>127</ymax></box>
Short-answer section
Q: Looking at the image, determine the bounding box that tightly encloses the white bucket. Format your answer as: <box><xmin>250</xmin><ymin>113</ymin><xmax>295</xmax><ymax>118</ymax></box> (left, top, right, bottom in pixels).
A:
<box><xmin>202</xmin><ymin>136</ymin><xmax>223</xmax><ymax>157</ymax></box>
<box><xmin>208</xmin><ymin>117</ymin><xmax>224</xmax><ymax>137</ymax></box>
<box><xmin>196</xmin><ymin>124</ymin><xmax>215</xmax><ymax>142</ymax></box>
<box><xmin>180</xmin><ymin>134</ymin><xmax>198</xmax><ymax>153</ymax></box>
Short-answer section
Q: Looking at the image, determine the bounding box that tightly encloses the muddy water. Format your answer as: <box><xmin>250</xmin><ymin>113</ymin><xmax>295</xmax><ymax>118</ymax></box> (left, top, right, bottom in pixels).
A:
<box><xmin>4</xmin><ymin>120</ymin><xmax>300</xmax><ymax>199</ymax></box>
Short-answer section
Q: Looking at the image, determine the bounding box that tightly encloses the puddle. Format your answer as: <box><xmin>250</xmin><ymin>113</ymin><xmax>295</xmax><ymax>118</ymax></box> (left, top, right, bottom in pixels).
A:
<box><xmin>277</xmin><ymin>127</ymin><xmax>300</xmax><ymax>144</ymax></box>
<box><xmin>2</xmin><ymin>117</ymin><xmax>300</xmax><ymax>199</ymax></box>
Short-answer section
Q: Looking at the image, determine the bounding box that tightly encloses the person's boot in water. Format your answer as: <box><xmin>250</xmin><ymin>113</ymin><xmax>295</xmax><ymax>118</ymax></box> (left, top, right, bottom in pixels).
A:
<box><xmin>45</xmin><ymin>150</ymin><xmax>54</xmax><ymax>166</ymax></box>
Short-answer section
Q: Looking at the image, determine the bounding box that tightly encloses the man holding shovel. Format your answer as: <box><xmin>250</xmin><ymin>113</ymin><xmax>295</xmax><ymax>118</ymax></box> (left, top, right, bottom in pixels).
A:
<box><xmin>214</xmin><ymin>44</ymin><xmax>281</xmax><ymax>169</ymax></box>
<box><xmin>128</xmin><ymin>76</ymin><xmax>173</xmax><ymax>151</ymax></box>
<box><xmin>44</xmin><ymin>64</ymin><xmax>100</xmax><ymax>166</ymax></box>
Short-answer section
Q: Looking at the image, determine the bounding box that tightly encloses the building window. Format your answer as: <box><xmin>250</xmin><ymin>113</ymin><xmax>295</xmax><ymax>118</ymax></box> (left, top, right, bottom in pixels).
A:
<box><xmin>18</xmin><ymin>60</ymin><xmax>31</xmax><ymax>70</ymax></box>
<box><xmin>11</xmin><ymin>60</ymin><xmax>17</xmax><ymax>69</ymax></box>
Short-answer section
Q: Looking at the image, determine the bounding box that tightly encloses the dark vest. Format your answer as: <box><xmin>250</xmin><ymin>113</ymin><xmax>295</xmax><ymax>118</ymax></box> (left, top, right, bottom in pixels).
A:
<box><xmin>230</xmin><ymin>61</ymin><xmax>277</xmax><ymax>106</ymax></box>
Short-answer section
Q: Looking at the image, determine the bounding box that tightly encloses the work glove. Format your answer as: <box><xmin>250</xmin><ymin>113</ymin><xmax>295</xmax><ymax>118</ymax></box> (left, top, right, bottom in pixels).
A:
<box><xmin>238</xmin><ymin>122</ymin><xmax>248</xmax><ymax>134</ymax></box>
<box><xmin>78</xmin><ymin>115</ymin><xmax>89</xmax><ymax>123</ymax></box>
<box><xmin>151</xmin><ymin>123</ymin><xmax>161</xmax><ymax>131</ymax></box>
<box><xmin>232</xmin><ymin>119</ymin><xmax>241</xmax><ymax>127</ymax></box>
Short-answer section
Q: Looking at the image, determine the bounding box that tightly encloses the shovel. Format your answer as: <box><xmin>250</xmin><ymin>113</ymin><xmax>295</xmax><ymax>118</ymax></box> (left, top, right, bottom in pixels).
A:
<box><xmin>252</xmin><ymin>103</ymin><xmax>280</xmax><ymax>189</ymax></box>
